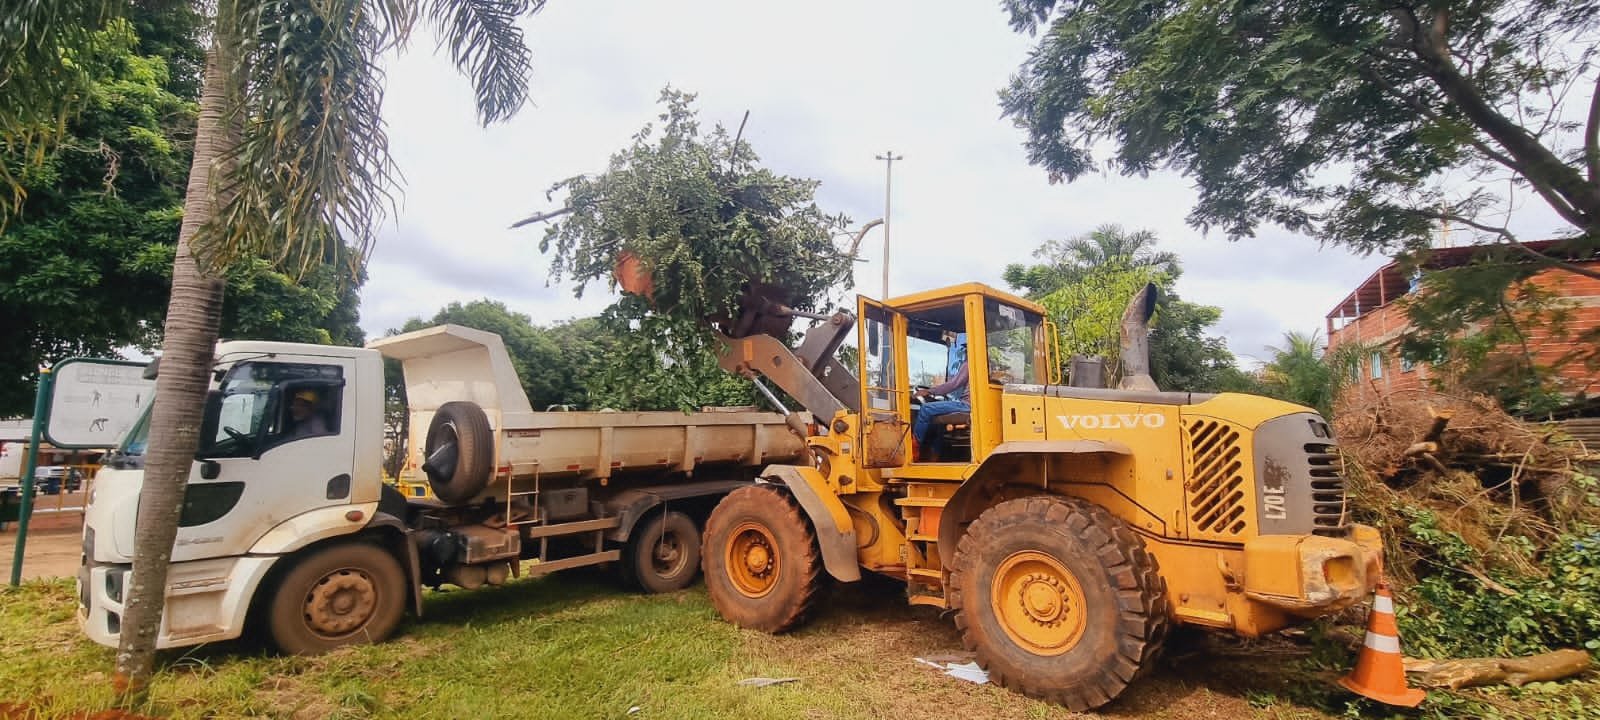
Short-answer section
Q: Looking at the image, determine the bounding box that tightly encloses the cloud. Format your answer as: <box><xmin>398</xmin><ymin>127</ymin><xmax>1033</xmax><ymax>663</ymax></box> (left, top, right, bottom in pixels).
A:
<box><xmin>363</xmin><ymin>0</ymin><xmax>1389</xmax><ymax>369</ymax></box>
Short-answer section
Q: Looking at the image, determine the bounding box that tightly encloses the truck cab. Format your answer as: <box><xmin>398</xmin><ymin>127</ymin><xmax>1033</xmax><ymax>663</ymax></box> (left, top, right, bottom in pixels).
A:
<box><xmin>80</xmin><ymin>341</ymin><xmax>386</xmax><ymax>649</ymax></box>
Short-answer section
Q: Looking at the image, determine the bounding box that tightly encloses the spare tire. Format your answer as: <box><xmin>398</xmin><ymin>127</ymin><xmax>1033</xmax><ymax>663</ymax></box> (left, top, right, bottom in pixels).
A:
<box><xmin>422</xmin><ymin>401</ymin><xmax>494</xmax><ymax>504</ymax></box>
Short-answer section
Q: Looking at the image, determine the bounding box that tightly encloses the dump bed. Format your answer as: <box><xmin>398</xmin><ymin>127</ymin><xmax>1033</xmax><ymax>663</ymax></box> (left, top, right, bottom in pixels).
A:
<box><xmin>368</xmin><ymin>325</ymin><xmax>804</xmax><ymax>486</ymax></box>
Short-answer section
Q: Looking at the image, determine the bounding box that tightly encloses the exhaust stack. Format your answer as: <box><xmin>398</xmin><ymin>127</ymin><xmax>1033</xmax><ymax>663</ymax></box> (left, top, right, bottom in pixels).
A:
<box><xmin>1118</xmin><ymin>283</ymin><xmax>1159</xmax><ymax>392</ymax></box>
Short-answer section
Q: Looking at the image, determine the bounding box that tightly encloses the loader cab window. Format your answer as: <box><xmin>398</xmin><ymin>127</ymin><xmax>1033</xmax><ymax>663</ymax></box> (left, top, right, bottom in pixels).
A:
<box><xmin>199</xmin><ymin>362</ymin><xmax>344</xmax><ymax>458</ymax></box>
<box><xmin>985</xmin><ymin>299</ymin><xmax>1042</xmax><ymax>386</ymax></box>
<box><xmin>905</xmin><ymin>304</ymin><xmax>969</xmax><ymax>394</ymax></box>
<box><xmin>863</xmin><ymin>305</ymin><xmax>898</xmax><ymax>411</ymax></box>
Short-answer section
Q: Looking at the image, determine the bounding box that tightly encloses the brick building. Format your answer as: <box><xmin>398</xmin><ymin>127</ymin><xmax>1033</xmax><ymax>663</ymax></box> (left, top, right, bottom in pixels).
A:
<box><xmin>1325</xmin><ymin>240</ymin><xmax>1600</xmax><ymax>408</ymax></box>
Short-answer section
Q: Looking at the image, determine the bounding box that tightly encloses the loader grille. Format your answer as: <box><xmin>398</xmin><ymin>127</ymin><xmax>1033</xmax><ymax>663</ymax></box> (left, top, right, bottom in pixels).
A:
<box><xmin>1305</xmin><ymin>442</ymin><xmax>1348</xmax><ymax>536</ymax></box>
<box><xmin>1185</xmin><ymin>419</ymin><xmax>1248</xmax><ymax>536</ymax></box>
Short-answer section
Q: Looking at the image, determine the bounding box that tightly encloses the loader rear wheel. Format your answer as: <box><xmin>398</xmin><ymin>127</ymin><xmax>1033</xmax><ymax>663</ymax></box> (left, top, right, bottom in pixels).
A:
<box><xmin>268</xmin><ymin>542</ymin><xmax>406</xmax><ymax>655</ymax></box>
<box><xmin>623</xmin><ymin>510</ymin><xmax>702</xmax><ymax>593</ymax></box>
<box><xmin>702</xmin><ymin>485</ymin><xmax>824</xmax><ymax>633</ymax></box>
<box><xmin>950</xmin><ymin>495</ymin><xmax>1167</xmax><ymax>711</ymax></box>
<box><xmin>422</xmin><ymin>401</ymin><xmax>494</xmax><ymax>504</ymax></box>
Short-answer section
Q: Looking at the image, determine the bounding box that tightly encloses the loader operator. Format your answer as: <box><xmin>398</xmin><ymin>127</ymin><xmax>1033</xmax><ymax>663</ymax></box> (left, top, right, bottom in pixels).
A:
<box><xmin>913</xmin><ymin>358</ymin><xmax>968</xmax><ymax>459</ymax></box>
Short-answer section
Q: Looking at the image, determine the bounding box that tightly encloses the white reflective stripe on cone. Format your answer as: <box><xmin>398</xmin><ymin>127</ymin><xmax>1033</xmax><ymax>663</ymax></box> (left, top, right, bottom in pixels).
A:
<box><xmin>1373</xmin><ymin>595</ymin><xmax>1395</xmax><ymax>614</ymax></box>
<box><xmin>1364</xmin><ymin>633</ymin><xmax>1402</xmax><ymax>654</ymax></box>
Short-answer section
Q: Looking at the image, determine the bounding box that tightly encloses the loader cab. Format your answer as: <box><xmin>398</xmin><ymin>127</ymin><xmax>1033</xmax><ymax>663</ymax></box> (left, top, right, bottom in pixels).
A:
<box><xmin>857</xmin><ymin>284</ymin><xmax>1054</xmax><ymax>471</ymax></box>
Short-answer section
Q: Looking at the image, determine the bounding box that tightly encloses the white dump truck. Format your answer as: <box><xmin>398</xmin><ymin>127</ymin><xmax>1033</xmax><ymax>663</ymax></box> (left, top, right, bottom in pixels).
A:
<box><xmin>78</xmin><ymin>325</ymin><xmax>805</xmax><ymax>653</ymax></box>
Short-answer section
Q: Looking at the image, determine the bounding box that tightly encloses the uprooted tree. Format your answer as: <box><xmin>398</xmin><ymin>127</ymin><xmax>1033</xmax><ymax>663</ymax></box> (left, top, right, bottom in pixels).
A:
<box><xmin>525</xmin><ymin>89</ymin><xmax>858</xmax><ymax>401</ymax></box>
<box><xmin>1334</xmin><ymin>389</ymin><xmax>1600</xmax><ymax>659</ymax></box>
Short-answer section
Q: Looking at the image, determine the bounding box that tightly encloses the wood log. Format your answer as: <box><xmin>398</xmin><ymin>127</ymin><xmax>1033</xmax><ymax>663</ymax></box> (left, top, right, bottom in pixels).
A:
<box><xmin>1403</xmin><ymin>649</ymin><xmax>1593</xmax><ymax>689</ymax></box>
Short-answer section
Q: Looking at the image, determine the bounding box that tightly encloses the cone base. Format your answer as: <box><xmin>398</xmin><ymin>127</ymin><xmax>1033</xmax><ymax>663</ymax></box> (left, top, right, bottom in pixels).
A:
<box><xmin>1338</xmin><ymin>674</ymin><xmax>1426</xmax><ymax>707</ymax></box>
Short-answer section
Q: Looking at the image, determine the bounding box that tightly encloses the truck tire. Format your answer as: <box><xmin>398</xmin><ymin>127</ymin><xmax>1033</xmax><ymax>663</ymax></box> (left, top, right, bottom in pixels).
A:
<box><xmin>949</xmin><ymin>495</ymin><xmax>1168</xmax><ymax>711</ymax></box>
<box><xmin>422</xmin><ymin>401</ymin><xmax>494</xmax><ymax>504</ymax></box>
<box><xmin>267</xmin><ymin>542</ymin><xmax>407</xmax><ymax>655</ymax></box>
<box><xmin>701</xmin><ymin>485</ymin><xmax>824</xmax><ymax>633</ymax></box>
<box><xmin>622</xmin><ymin>511</ymin><xmax>702</xmax><ymax>593</ymax></box>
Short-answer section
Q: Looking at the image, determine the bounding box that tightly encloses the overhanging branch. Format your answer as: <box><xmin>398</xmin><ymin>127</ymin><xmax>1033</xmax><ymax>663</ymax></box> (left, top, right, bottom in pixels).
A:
<box><xmin>1410</xmin><ymin>207</ymin><xmax>1600</xmax><ymax>281</ymax></box>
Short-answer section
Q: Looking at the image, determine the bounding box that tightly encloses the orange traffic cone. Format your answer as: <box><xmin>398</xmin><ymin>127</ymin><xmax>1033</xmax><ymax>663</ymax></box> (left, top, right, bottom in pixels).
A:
<box><xmin>1338</xmin><ymin>582</ymin><xmax>1426</xmax><ymax>707</ymax></box>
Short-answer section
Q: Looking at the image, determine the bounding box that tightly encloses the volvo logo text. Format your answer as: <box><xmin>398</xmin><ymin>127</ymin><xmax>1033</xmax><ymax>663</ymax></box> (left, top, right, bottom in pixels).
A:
<box><xmin>1057</xmin><ymin>413</ymin><xmax>1166</xmax><ymax>430</ymax></box>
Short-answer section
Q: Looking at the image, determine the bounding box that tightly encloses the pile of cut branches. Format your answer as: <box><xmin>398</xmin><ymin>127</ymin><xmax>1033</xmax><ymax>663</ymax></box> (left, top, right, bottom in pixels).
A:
<box><xmin>1333</xmin><ymin>389</ymin><xmax>1600</xmax><ymax>657</ymax></box>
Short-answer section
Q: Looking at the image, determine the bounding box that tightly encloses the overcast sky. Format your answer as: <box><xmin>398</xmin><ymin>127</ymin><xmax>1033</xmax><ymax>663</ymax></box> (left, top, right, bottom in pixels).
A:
<box><xmin>362</xmin><ymin>0</ymin><xmax>1395</xmax><ymax>367</ymax></box>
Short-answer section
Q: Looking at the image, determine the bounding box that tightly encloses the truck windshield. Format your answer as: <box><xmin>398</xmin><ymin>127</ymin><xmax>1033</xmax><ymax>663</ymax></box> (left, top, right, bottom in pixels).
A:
<box><xmin>119</xmin><ymin>405</ymin><xmax>151</xmax><ymax>457</ymax></box>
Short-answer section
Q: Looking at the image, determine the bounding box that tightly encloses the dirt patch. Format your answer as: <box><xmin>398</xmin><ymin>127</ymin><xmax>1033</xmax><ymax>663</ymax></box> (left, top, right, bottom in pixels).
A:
<box><xmin>0</xmin><ymin>701</ymin><xmax>156</xmax><ymax>720</ymax></box>
<box><xmin>736</xmin><ymin>582</ymin><xmax>1340</xmax><ymax>719</ymax></box>
<box><xmin>0</xmin><ymin>529</ymin><xmax>83</xmax><ymax>581</ymax></box>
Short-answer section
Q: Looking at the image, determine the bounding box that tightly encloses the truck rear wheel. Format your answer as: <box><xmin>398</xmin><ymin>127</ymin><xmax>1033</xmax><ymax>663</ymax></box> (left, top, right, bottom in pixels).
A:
<box><xmin>267</xmin><ymin>542</ymin><xmax>406</xmax><ymax>655</ymax></box>
<box><xmin>701</xmin><ymin>485</ymin><xmax>823</xmax><ymax>633</ymax></box>
<box><xmin>949</xmin><ymin>495</ymin><xmax>1167</xmax><ymax>711</ymax></box>
<box><xmin>422</xmin><ymin>401</ymin><xmax>494</xmax><ymax>504</ymax></box>
<box><xmin>623</xmin><ymin>510</ymin><xmax>701</xmax><ymax>593</ymax></box>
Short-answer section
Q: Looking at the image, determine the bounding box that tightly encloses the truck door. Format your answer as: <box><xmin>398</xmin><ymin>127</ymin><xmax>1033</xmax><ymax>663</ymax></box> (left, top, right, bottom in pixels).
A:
<box><xmin>172</xmin><ymin>358</ymin><xmax>359</xmax><ymax>562</ymax></box>
<box><xmin>857</xmin><ymin>297</ymin><xmax>909</xmax><ymax>468</ymax></box>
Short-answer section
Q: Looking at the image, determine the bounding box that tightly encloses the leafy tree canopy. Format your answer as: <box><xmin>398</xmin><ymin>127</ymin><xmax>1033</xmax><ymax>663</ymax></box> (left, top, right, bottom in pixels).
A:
<box><xmin>1001</xmin><ymin>1</ymin><xmax>1600</xmax><ymax>266</ymax></box>
<box><xmin>394</xmin><ymin>300</ymin><xmax>756</xmax><ymax>412</ymax></box>
<box><xmin>0</xmin><ymin>5</ymin><xmax>364</xmax><ymax>416</ymax></box>
<box><xmin>1005</xmin><ymin>225</ymin><xmax>1249</xmax><ymax>392</ymax></box>
<box><xmin>533</xmin><ymin>89</ymin><xmax>855</xmax><ymax>354</ymax></box>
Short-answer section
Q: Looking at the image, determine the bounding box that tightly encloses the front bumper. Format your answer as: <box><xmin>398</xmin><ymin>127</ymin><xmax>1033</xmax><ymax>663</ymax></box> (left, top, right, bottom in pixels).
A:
<box><xmin>1241</xmin><ymin>524</ymin><xmax>1383</xmax><ymax>616</ymax></box>
<box><xmin>77</xmin><ymin>553</ymin><xmax>279</xmax><ymax>649</ymax></box>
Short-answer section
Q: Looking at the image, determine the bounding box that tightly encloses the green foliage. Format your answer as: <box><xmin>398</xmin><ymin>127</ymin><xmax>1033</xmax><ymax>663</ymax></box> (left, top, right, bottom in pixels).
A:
<box><xmin>1004</xmin><ymin>224</ymin><xmax>1247</xmax><ymax>392</ymax></box>
<box><xmin>1001</xmin><ymin>1</ymin><xmax>1600</xmax><ymax>256</ymax></box>
<box><xmin>1260</xmin><ymin>331</ymin><xmax>1335</xmax><ymax>415</ymax></box>
<box><xmin>0</xmin><ymin>8</ymin><xmax>366</xmax><ymax>416</ymax></box>
<box><xmin>1397</xmin><ymin>509</ymin><xmax>1600</xmax><ymax>660</ymax></box>
<box><xmin>537</xmin><ymin>89</ymin><xmax>853</xmax><ymax>371</ymax></box>
<box><xmin>0</xmin><ymin>14</ymin><xmax>190</xmax><ymax>415</ymax></box>
<box><xmin>395</xmin><ymin>299</ymin><xmax>756</xmax><ymax>412</ymax></box>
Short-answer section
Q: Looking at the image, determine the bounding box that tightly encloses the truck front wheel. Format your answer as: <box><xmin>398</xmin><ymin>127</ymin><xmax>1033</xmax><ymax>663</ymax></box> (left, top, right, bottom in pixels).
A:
<box><xmin>701</xmin><ymin>485</ymin><xmax>823</xmax><ymax>633</ymax></box>
<box><xmin>267</xmin><ymin>542</ymin><xmax>407</xmax><ymax>655</ymax></box>
<box><xmin>623</xmin><ymin>510</ymin><xmax>702</xmax><ymax>593</ymax></box>
<box><xmin>949</xmin><ymin>495</ymin><xmax>1168</xmax><ymax>711</ymax></box>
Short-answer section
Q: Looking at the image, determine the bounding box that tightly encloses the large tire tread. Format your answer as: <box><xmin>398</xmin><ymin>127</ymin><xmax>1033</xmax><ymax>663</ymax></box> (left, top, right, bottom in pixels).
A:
<box><xmin>701</xmin><ymin>484</ymin><xmax>825</xmax><ymax>633</ymax></box>
<box><xmin>948</xmin><ymin>494</ymin><xmax>1168</xmax><ymax>711</ymax></box>
<box><xmin>424</xmin><ymin>401</ymin><xmax>494</xmax><ymax>504</ymax></box>
<box><xmin>267</xmin><ymin>541</ymin><xmax>407</xmax><ymax>655</ymax></box>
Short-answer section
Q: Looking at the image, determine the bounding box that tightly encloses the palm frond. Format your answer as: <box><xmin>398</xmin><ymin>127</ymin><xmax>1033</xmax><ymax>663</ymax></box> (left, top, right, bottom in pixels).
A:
<box><xmin>200</xmin><ymin>0</ymin><xmax>401</xmax><ymax>279</ymax></box>
<box><xmin>426</xmin><ymin>0</ymin><xmax>544</xmax><ymax>125</ymax></box>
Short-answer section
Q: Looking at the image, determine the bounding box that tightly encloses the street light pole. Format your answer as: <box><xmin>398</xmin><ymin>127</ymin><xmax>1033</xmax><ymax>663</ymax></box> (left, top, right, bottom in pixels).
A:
<box><xmin>875</xmin><ymin>150</ymin><xmax>902</xmax><ymax>299</ymax></box>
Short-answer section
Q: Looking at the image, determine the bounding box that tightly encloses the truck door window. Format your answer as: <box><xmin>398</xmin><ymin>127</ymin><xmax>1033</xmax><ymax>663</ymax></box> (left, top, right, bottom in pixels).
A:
<box><xmin>200</xmin><ymin>362</ymin><xmax>344</xmax><ymax>458</ymax></box>
<box><xmin>985</xmin><ymin>299</ymin><xmax>1041</xmax><ymax>386</ymax></box>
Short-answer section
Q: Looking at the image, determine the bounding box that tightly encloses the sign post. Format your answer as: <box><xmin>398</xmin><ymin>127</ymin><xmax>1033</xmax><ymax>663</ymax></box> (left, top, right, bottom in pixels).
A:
<box><xmin>9</xmin><ymin>358</ymin><xmax>151</xmax><ymax>586</ymax></box>
<box><xmin>10</xmin><ymin>369</ymin><xmax>53</xmax><ymax>587</ymax></box>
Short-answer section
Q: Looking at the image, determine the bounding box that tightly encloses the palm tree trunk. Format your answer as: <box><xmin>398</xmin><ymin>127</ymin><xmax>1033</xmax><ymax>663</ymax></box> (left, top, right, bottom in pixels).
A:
<box><xmin>113</xmin><ymin>42</ymin><xmax>231</xmax><ymax>702</ymax></box>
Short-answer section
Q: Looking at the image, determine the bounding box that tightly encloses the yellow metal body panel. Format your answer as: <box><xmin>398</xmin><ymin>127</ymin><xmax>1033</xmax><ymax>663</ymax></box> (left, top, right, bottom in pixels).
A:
<box><xmin>1185</xmin><ymin>392</ymin><xmax>1314</xmax><ymax>431</ymax></box>
<box><xmin>785</xmin><ymin>283</ymin><xmax>1383</xmax><ymax>640</ymax></box>
<box><xmin>1034</xmin><ymin>394</ymin><xmax>1187</xmax><ymax>538</ymax></box>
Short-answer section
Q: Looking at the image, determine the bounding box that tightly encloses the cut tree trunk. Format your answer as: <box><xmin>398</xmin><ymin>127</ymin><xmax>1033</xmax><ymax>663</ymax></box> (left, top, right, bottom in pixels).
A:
<box><xmin>113</xmin><ymin>43</ymin><xmax>231</xmax><ymax>702</ymax></box>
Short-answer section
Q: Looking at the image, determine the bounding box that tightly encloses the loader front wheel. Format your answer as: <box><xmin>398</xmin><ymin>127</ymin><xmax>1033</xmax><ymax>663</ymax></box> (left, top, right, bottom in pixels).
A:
<box><xmin>702</xmin><ymin>485</ymin><xmax>824</xmax><ymax>633</ymax></box>
<box><xmin>950</xmin><ymin>495</ymin><xmax>1167</xmax><ymax>711</ymax></box>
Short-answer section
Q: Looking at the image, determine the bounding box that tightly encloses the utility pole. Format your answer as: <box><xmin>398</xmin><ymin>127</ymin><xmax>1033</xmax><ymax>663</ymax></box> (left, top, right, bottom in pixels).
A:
<box><xmin>875</xmin><ymin>150</ymin><xmax>902</xmax><ymax>299</ymax></box>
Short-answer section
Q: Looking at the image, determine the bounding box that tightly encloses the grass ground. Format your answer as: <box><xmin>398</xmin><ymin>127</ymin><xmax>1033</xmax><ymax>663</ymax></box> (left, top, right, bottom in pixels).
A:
<box><xmin>0</xmin><ymin>568</ymin><xmax>1591</xmax><ymax>719</ymax></box>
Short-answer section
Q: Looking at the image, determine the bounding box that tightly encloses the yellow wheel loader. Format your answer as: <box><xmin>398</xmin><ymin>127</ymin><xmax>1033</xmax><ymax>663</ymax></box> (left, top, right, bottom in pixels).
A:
<box><xmin>705</xmin><ymin>282</ymin><xmax>1382</xmax><ymax>711</ymax></box>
